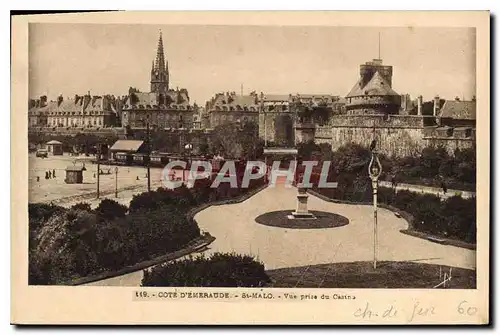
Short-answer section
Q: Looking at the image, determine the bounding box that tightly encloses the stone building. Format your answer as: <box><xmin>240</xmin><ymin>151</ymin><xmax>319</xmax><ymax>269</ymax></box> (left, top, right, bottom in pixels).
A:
<box><xmin>28</xmin><ymin>95</ymin><xmax>48</xmax><ymax>127</ymax></box>
<box><xmin>438</xmin><ymin>97</ymin><xmax>476</xmax><ymax>128</ymax></box>
<box><xmin>205</xmin><ymin>91</ymin><xmax>260</xmax><ymax>128</ymax></box>
<box><xmin>29</xmin><ymin>93</ymin><xmax>119</xmax><ymax>129</ymax></box>
<box><xmin>258</xmin><ymin>93</ymin><xmax>345</xmax><ymax>146</ymax></box>
<box><xmin>315</xmin><ymin>59</ymin><xmax>476</xmax><ymax>157</ymax></box>
<box><xmin>250</xmin><ymin>57</ymin><xmax>477</xmax><ymax>157</ymax></box>
<box><xmin>120</xmin><ymin>31</ymin><xmax>195</xmax><ymax>129</ymax></box>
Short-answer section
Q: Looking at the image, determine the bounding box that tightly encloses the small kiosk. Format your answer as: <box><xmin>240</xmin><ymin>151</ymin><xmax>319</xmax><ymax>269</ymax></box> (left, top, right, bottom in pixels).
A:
<box><xmin>46</xmin><ymin>140</ymin><xmax>63</xmax><ymax>156</ymax></box>
<box><xmin>65</xmin><ymin>165</ymin><xmax>86</xmax><ymax>184</ymax></box>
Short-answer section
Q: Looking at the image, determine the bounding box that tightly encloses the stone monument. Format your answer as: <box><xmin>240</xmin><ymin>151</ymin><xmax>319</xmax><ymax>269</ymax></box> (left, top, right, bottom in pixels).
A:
<box><xmin>290</xmin><ymin>186</ymin><xmax>316</xmax><ymax>219</ymax></box>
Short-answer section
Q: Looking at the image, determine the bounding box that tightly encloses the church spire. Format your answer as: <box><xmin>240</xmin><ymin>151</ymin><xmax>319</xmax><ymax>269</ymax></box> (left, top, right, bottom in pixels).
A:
<box><xmin>154</xmin><ymin>30</ymin><xmax>166</xmax><ymax>71</ymax></box>
<box><xmin>150</xmin><ymin>30</ymin><xmax>169</xmax><ymax>94</ymax></box>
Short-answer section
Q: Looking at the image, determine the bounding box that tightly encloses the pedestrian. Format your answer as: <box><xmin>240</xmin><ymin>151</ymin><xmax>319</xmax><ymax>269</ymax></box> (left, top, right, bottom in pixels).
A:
<box><xmin>36</xmin><ymin>176</ymin><xmax>40</xmax><ymax>182</ymax></box>
<box><xmin>93</xmin><ymin>173</ymin><xmax>96</xmax><ymax>178</ymax></box>
<box><xmin>441</xmin><ymin>181</ymin><xmax>448</xmax><ymax>195</ymax></box>
<box><xmin>45</xmin><ymin>171</ymin><xmax>49</xmax><ymax>180</ymax></box>
<box><xmin>48</xmin><ymin>170</ymin><xmax>52</xmax><ymax>179</ymax></box>
<box><xmin>52</xmin><ymin>169</ymin><xmax>56</xmax><ymax>178</ymax></box>
<box><xmin>136</xmin><ymin>176</ymin><xmax>139</xmax><ymax>181</ymax></box>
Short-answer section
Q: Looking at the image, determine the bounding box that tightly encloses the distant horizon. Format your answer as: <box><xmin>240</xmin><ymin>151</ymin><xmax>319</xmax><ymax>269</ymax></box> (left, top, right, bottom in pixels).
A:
<box><xmin>29</xmin><ymin>24</ymin><xmax>476</xmax><ymax>104</ymax></box>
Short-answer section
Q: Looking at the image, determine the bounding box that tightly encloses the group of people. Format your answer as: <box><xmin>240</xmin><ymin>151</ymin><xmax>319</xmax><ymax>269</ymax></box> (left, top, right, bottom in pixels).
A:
<box><xmin>37</xmin><ymin>169</ymin><xmax>56</xmax><ymax>182</ymax></box>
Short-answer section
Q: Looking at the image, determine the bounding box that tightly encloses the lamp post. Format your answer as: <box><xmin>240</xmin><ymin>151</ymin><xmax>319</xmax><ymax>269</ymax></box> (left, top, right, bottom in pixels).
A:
<box><xmin>115</xmin><ymin>166</ymin><xmax>119</xmax><ymax>198</ymax></box>
<box><xmin>96</xmin><ymin>144</ymin><xmax>101</xmax><ymax>199</ymax></box>
<box><xmin>141</xmin><ymin>115</ymin><xmax>151</xmax><ymax>192</ymax></box>
<box><xmin>184</xmin><ymin>143</ymin><xmax>193</xmax><ymax>183</ymax></box>
<box><xmin>368</xmin><ymin>147</ymin><xmax>382</xmax><ymax>270</ymax></box>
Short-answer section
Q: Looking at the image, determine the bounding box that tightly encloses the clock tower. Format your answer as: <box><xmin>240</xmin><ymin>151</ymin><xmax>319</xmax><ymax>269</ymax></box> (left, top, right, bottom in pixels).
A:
<box><xmin>150</xmin><ymin>31</ymin><xmax>169</xmax><ymax>94</ymax></box>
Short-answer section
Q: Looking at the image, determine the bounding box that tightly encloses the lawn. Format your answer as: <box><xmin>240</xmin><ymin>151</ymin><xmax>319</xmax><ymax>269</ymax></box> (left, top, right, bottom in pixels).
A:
<box><xmin>267</xmin><ymin>261</ymin><xmax>476</xmax><ymax>289</ymax></box>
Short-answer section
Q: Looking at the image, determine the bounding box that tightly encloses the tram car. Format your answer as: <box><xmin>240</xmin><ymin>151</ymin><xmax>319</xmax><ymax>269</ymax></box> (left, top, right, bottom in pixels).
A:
<box><xmin>114</xmin><ymin>152</ymin><xmax>170</xmax><ymax>167</ymax></box>
<box><xmin>114</xmin><ymin>153</ymin><xmax>133</xmax><ymax>165</ymax></box>
<box><xmin>149</xmin><ymin>153</ymin><xmax>170</xmax><ymax>167</ymax></box>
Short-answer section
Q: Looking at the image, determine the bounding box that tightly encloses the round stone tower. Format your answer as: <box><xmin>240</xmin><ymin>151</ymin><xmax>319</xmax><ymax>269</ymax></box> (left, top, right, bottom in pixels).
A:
<box><xmin>345</xmin><ymin>59</ymin><xmax>401</xmax><ymax>115</ymax></box>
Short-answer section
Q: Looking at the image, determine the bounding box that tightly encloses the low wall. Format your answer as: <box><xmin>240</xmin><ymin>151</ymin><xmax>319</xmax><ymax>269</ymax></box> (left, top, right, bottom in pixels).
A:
<box><xmin>316</xmin><ymin>114</ymin><xmax>474</xmax><ymax>157</ymax></box>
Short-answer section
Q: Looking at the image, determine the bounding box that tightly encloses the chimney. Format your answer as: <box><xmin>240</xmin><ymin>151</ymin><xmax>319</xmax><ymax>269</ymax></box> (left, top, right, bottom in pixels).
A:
<box><xmin>83</xmin><ymin>93</ymin><xmax>91</xmax><ymax>110</ymax></box>
<box><xmin>417</xmin><ymin>95</ymin><xmax>423</xmax><ymax>116</ymax></box>
<box><xmin>40</xmin><ymin>95</ymin><xmax>47</xmax><ymax>107</ymax></box>
<box><xmin>102</xmin><ymin>95</ymin><xmax>108</xmax><ymax>110</ymax></box>
<box><xmin>57</xmin><ymin>94</ymin><xmax>63</xmax><ymax>107</ymax></box>
<box><xmin>74</xmin><ymin>94</ymin><xmax>80</xmax><ymax>104</ymax></box>
<box><xmin>433</xmin><ymin>95</ymin><xmax>440</xmax><ymax>116</ymax></box>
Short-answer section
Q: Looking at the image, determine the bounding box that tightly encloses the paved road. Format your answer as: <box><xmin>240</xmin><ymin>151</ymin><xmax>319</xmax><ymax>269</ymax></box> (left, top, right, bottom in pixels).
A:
<box><xmin>87</xmin><ymin>183</ymin><xmax>476</xmax><ymax>286</ymax></box>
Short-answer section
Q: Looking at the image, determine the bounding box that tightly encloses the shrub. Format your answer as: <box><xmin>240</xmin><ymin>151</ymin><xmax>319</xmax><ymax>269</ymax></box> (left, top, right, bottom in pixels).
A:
<box><xmin>71</xmin><ymin>202</ymin><xmax>92</xmax><ymax>212</ymax></box>
<box><xmin>142</xmin><ymin>252</ymin><xmax>271</xmax><ymax>287</ymax></box>
<box><xmin>28</xmin><ymin>203</ymin><xmax>65</xmax><ymax>232</ymax></box>
<box><xmin>95</xmin><ymin>199</ymin><xmax>127</xmax><ymax>220</ymax></box>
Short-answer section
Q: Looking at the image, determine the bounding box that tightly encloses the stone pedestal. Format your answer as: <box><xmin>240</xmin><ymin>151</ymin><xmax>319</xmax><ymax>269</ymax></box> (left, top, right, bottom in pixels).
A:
<box><xmin>290</xmin><ymin>189</ymin><xmax>316</xmax><ymax>219</ymax></box>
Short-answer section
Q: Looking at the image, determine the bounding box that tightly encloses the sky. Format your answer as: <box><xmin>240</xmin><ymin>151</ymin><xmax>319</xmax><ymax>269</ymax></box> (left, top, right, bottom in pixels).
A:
<box><xmin>29</xmin><ymin>24</ymin><xmax>476</xmax><ymax>104</ymax></box>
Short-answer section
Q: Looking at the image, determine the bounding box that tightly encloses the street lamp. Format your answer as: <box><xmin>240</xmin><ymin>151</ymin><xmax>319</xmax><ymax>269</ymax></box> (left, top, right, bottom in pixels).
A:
<box><xmin>141</xmin><ymin>114</ymin><xmax>151</xmax><ymax>192</ymax></box>
<box><xmin>115</xmin><ymin>166</ymin><xmax>119</xmax><ymax>198</ymax></box>
<box><xmin>368</xmin><ymin>146</ymin><xmax>382</xmax><ymax>270</ymax></box>
<box><xmin>184</xmin><ymin>142</ymin><xmax>193</xmax><ymax>157</ymax></box>
<box><xmin>184</xmin><ymin>143</ymin><xmax>193</xmax><ymax>183</ymax></box>
<box><xmin>96</xmin><ymin>144</ymin><xmax>101</xmax><ymax>199</ymax></box>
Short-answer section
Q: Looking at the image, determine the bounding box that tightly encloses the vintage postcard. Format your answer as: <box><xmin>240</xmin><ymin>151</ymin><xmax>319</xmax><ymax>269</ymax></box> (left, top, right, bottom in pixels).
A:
<box><xmin>11</xmin><ymin>11</ymin><xmax>489</xmax><ymax>325</ymax></box>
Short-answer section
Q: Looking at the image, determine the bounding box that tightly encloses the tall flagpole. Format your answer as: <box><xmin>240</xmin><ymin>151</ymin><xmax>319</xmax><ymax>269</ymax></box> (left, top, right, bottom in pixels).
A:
<box><xmin>378</xmin><ymin>32</ymin><xmax>381</xmax><ymax>59</ymax></box>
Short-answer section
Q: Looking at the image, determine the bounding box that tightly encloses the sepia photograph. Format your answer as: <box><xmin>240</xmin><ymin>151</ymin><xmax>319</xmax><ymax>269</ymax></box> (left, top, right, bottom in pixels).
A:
<box><xmin>12</xmin><ymin>11</ymin><xmax>490</xmax><ymax>325</ymax></box>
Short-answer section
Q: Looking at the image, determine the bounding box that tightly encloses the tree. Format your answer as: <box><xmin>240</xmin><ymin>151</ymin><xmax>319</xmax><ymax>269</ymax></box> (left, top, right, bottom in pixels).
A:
<box><xmin>331</xmin><ymin>143</ymin><xmax>371</xmax><ymax>174</ymax></box>
<box><xmin>420</xmin><ymin>146</ymin><xmax>449</xmax><ymax>178</ymax></box>
<box><xmin>128</xmin><ymin>87</ymin><xmax>141</xmax><ymax>94</ymax></box>
<box><xmin>210</xmin><ymin>121</ymin><xmax>260</xmax><ymax>159</ymax></box>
